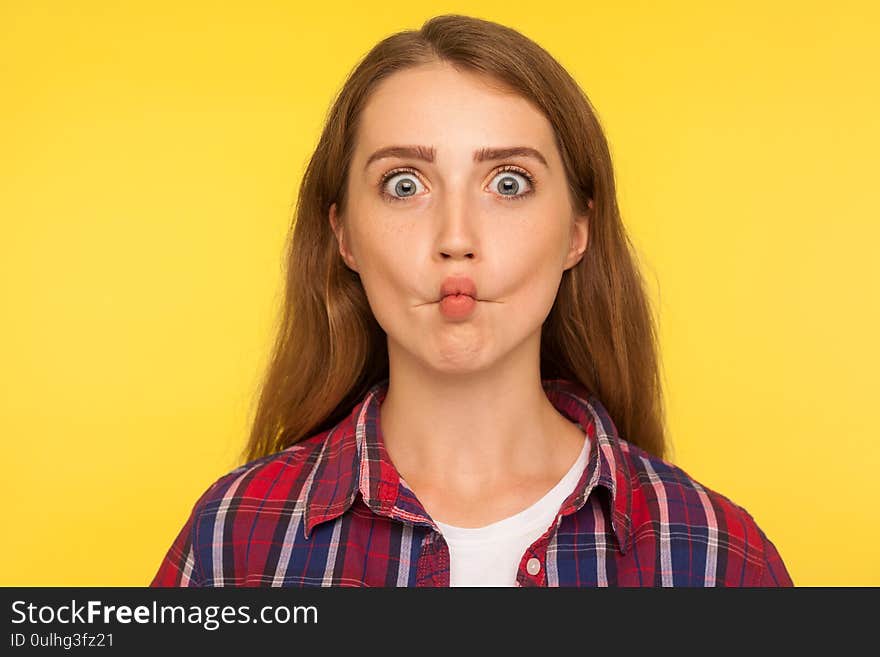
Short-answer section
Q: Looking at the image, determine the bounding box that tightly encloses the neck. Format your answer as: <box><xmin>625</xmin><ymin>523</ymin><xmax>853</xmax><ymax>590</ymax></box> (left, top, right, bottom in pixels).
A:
<box><xmin>378</xmin><ymin>336</ymin><xmax>585</xmax><ymax>499</ymax></box>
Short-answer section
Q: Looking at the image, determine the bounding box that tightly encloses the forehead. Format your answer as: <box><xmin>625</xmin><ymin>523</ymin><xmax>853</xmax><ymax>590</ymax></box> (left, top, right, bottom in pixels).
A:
<box><xmin>356</xmin><ymin>63</ymin><xmax>557</xmax><ymax>160</ymax></box>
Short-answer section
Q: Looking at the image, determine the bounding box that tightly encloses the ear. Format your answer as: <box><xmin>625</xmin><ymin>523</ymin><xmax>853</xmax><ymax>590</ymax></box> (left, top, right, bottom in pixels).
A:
<box><xmin>564</xmin><ymin>198</ymin><xmax>591</xmax><ymax>271</ymax></box>
<box><xmin>329</xmin><ymin>202</ymin><xmax>359</xmax><ymax>272</ymax></box>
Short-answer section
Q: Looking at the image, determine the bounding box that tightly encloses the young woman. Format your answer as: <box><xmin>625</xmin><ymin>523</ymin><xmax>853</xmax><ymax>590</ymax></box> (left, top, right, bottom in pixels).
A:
<box><xmin>151</xmin><ymin>14</ymin><xmax>793</xmax><ymax>587</ymax></box>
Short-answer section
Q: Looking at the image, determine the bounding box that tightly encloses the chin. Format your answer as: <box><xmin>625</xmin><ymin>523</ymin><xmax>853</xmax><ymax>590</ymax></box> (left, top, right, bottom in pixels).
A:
<box><xmin>429</xmin><ymin>345</ymin><xmax>494</xmax><ymax>374</ymax></box>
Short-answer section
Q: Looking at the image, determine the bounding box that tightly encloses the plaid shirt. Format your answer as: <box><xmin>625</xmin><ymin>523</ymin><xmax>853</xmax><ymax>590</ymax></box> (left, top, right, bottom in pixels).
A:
<box><xmin>151</xmin><ymin>378</ymin><xmax>793</xmax><ymax>587</ymax></box>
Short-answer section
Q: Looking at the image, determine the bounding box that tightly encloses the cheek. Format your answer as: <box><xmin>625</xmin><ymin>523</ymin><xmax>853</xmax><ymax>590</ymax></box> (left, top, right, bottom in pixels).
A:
<box><xmin>502</xmin><ymin>265</ymin><xmax>563</xmax><ymax>328</ymax></box>
<box><xmin>348</xmin><ymin>219</ymin><xmax>423</xmax><ymax>324</ymax></box>
<box><xmin>492</xmin><ymin>215</ymin><xmax>568</xmax><ymax>299</ymax></box>
<box><xmin>349</xmin><ymin>213</ymin><xmax>407</xmax><ymax>278</ymax></box>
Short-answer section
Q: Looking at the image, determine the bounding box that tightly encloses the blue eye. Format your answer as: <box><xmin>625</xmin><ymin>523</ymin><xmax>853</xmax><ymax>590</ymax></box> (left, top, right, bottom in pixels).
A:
<box><xmin>380</xmin><ymin>170</ymin><xmax>426</xmax><ymax>201</ymax></box>
<box><xmin>489</xmin><ymin>168</ymin><xmax>535</xmax><ymax>201</ymax></box>
<box><xmin>379</xmin><ymin>166</ymin><xmax>537</xmax><ymax>203</ymax></box>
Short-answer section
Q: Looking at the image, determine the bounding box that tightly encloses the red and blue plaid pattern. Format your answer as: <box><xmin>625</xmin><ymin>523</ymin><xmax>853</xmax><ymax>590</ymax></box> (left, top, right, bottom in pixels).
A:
<box><xmin>151</xmin><ymin>378</ymin><xmax>793</xmax><ymax>587</ymax></box>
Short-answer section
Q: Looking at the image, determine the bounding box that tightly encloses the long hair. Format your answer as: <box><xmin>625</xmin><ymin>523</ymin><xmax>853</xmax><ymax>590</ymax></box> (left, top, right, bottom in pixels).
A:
<box><xmin>241</xmin><ymin>14</ymin><xmax>668</xmax><ymax>464</ymax></box>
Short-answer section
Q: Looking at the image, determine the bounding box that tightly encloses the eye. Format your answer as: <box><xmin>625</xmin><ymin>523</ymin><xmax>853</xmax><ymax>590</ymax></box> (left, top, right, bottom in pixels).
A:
<box><xmin>378</xmin><ymin>165</ymin><xmax>537</xmax><ymax>203</ymax></box>
<box><xmin>380</xmin><ymin>169</ymin><xmax>427</xmax><ymax>202</ymax></box>
<box><xmin>488</xmin><ymin>167</ymin><xmax>535</xmax><ymax>201</ymax></box>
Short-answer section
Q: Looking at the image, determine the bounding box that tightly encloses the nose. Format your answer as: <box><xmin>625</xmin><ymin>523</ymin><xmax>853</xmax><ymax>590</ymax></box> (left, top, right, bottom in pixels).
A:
<box><xmin>435</xmin><ymin>193</ymin><xmax>478</xmax><ymax>261</ymax></box>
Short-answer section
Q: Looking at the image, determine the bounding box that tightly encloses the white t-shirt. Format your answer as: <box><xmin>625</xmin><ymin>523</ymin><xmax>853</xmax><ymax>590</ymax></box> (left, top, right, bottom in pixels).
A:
<box><xmin>434</xmin><ymin>431</ymin><xmax>590</xmax><ymax>587</ymax></box>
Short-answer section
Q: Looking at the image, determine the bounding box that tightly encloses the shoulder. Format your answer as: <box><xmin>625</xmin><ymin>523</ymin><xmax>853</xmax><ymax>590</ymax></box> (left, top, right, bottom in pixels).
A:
<box><xmin>194</xmin><ymin>432</ymin><xmax>329</xmax><ymax>516</ymax></box>
<box><xmin>615</xmin><ymin>440</ymin><xmax>793</xmax><ymax>586</ymax></box>
<box><xmin>151</xmin><ymin>433</ymin><xmax>334</xmax><ymax>586</ymax></box>
<box><xmin>620</xmin><ymin>440</ymin><xmax>753</xmax><ymax>525</ymax></box>
<box><xmin>182</xmin><ymin>433</ymin><xmax>331</xmax><ymax>585</ymax></box>
<box><xmin>151</xmin><ymin>433</ymin><xmax>330</xmax><ymax>587</ymax></box>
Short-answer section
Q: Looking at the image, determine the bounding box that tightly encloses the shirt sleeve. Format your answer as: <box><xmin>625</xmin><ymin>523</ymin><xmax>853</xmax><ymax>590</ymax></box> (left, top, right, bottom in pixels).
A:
<box><xmin>150</xmin><ymin>492</ymin><xmax>208</xmax><ymax>587</ymax></box>
<box><xmin>756</xmin><ymin>525</ymin><xmax>794</xmax><ymax>587</ymax></box>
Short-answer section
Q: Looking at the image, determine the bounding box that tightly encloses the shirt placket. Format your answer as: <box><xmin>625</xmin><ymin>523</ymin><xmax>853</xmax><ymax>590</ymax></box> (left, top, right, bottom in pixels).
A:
<box><xmin>516</xmin><ymin>511</ymin><xmax>574</xmax><ymax>587</ymax></box>
<box><xmin>415</xmin><ymin>529</ymin><xmax>450</xmax><ymax>587</ymax></box>
<box><xmin>373</xmin><ymin>477</ymin><xmax>449</xmax><ymax>587</ymax></box>
<box><xmin>516</xmin><ymin>532</ymin><xmax>553</xmax><ymax>587</ymax></box>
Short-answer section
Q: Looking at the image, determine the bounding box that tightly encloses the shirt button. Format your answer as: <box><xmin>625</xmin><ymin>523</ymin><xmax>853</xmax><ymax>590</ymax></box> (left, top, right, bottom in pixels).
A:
<box><xmin>526</xmin><ymin>558</ymin><xmax>541</xmax><ymax>576</ymax></box>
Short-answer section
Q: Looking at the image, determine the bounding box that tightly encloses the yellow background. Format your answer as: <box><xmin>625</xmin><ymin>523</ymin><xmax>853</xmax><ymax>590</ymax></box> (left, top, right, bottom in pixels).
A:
<box><xmin>2</xmin><ymin>1</ymin><xmax>877</xmax><ymax>586</ymax></box>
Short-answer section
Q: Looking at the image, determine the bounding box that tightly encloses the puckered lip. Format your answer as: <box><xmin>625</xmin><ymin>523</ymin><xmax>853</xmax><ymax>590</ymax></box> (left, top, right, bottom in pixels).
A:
<box><xmin>438</xmin><ymin>275</ymin><xmax>478</xmax><ymax>301</ymax></box>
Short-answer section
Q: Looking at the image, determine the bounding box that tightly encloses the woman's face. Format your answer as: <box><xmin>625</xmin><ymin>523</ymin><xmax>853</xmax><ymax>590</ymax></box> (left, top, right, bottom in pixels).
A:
<box><xmin>330</xmin><ymin>61</ymin><xmax>589</xmax><ymax>375</ymax></box>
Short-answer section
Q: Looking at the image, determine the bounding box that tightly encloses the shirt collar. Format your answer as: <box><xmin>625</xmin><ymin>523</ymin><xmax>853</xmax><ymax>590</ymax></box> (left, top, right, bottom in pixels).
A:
<box><xmin>303</xmin><ymin>377</ymin><xmax>633</xmax><ymax>554</ymax></box>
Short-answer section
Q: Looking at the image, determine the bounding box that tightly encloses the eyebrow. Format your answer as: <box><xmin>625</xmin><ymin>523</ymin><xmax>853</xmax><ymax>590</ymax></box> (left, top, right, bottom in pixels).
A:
<box><xmin>364</xmin><ymin>145</ymin><xmax>549</xmax><ymax>170</ymax></box>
